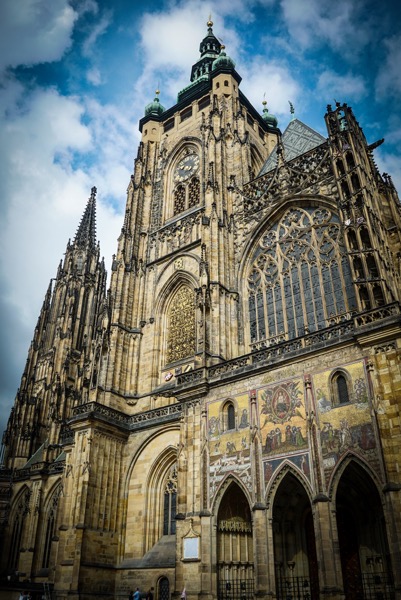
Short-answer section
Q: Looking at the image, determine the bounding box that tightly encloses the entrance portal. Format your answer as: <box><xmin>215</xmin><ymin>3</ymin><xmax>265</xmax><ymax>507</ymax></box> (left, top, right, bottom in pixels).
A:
<box><xmin>336</xmin><ymin>461</ymin><xmax>394</xmax><ymax>600</ymax></box>
<box><xmin>272</xmin><ymin>472</ymin><xmax>318</xmax><ymax>600</ymax></box>
<box><xmin>217</xmin><ymin>482</ymin><xmax>254</xmax><ymax>600</ymax></box>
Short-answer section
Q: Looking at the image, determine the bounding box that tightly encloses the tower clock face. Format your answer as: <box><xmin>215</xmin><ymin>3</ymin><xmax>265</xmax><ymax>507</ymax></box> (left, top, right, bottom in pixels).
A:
<box><xmin>174</xmin><ymin>154</ymin><xmax>200</xmax><ymax>182</ymax></box>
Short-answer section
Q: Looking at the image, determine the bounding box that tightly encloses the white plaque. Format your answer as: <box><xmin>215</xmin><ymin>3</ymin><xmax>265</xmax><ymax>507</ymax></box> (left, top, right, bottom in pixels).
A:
<box><xmin>183</xmin><ymin>536</ymin><xmax>199</xmax><ymax>559</ymax></box>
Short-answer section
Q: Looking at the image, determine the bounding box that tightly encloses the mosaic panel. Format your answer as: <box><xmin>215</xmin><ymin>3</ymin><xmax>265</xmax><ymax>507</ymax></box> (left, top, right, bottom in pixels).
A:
<box><xmin>258</xmin><ymin>379</ymin><xmax>310</xmax><ymax>489</ymax></box>
<box><xmin>312</xmin><ymin>361</ymin><xmax>377</xmax><ymax>484</ymax></box>
<box><xmin>208</xmin><ymin>393</ymin><xmax>251</xmax><ymax>498</ymax></box>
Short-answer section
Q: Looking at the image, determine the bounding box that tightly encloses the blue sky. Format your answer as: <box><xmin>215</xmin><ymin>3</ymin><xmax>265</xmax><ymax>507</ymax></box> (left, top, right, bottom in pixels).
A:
<box><xmin>1</xmin><ymin>0</ymin><xmax>401</xmax><ymax>439</ymax></box>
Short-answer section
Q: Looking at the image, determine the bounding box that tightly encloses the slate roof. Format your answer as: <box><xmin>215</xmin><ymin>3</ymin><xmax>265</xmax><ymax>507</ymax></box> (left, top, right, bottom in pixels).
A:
<box><xmin>259</xmin><ymin>118</ymin><xmax>326</xmax><ymax>175</ymax></box>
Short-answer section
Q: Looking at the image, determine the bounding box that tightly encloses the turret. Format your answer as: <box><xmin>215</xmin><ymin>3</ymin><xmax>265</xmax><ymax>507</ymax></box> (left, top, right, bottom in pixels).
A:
<box><xmin>1</xmin><ymin>188</ymin><xmax>107</xmax><ymax>468</ymax></box>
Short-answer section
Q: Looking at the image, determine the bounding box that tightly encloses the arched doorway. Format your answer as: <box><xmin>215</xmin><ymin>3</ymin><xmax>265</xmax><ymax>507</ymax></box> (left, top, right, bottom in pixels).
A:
<box><xmin>336</xmin><ymin>461</ymin><xmax>394</xmax><ymax>600</ymax></box>
<box><xmin>158</xmin><ymin>577</ymin><xmax>169</xmax><ymax>600</ymax></box>
<box><xmin>217</xmin><ymin>481</ymin><xmax>254</xmax><ymax>600</ymax></box>
<box><xmin>272</xmin><ymin>472</ymin><xmax>319</xmax><ymax>600</ymax></box>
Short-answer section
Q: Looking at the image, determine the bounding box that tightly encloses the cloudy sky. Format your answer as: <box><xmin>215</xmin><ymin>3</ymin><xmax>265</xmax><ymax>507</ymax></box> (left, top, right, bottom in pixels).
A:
<box><xmin>1</xmin><ymin>0</ymin><xmax>400</xmax><ymax>439</ymax></box>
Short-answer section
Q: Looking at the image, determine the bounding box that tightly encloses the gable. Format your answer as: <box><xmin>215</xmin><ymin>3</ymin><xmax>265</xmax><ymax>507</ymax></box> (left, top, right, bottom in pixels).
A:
<box><xmin>259</xmin><ymin>118</ymin><xmax>326</xmax><ymax>175</ymax></box>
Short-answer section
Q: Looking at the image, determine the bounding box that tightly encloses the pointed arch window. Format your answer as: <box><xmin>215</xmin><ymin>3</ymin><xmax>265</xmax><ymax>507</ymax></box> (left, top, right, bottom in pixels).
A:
<box><xmin>9</xmin><ymin>516</ymin><xmax>23</xmax><ymax>570</ymax></box>
<box><xmin>166</xmin><ymin>286</ymin><xmax>196</xmax><ymax>363</ymax></box>
<box><xmin>163</xmin><ymin>466</ymin><xmax>177</xmax><ymax>535</ymax></box>
<box><xmin>173</xmin><ymin>177</ymin><xmax>200</xmax><ymax>215</ymax></box>
<box><xmin>172</xmin><ymin>152</ymin><xmax>200</xmax><ymax>216</ymax></box>
<box><xmin>247</xmin><ymin>207</ymin><xmax>356</xmax><ymax>348</ymax></box>
<box><xmin>42</xmin><ymin>483</ymin><xmax>62</xmax><ymax>569</ymax></box>
<box><xmin>336</xmin><ymin>374</ymin><xmax>349</xmax><ymax>404</ymax></box>
<box><xmin>227</xmin><ymin>404</ymin><xmax>235</xmax><ymax>430</ymax></box>
<box><xmin>8</xmin><ymin>488</ymin><xmax>31</xmax><ymax>570</ymax></box>
<box><xmin>331</xmin><ymin>371</ymin><xmax>351</xmax><ymax>406</ymax></box>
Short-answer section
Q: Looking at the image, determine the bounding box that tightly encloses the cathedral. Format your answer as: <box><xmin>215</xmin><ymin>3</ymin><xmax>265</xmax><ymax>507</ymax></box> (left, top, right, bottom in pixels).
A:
<box><xmin>1</xmin><ymin>20</ymin><xmax>401</xmax><ymax>600</ymax></box>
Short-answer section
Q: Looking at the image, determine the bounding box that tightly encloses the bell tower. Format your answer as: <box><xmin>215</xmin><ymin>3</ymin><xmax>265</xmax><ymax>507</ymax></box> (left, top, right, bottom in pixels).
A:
<box><xmin>95</xmin><ymin>21</ymin><xmax>280</xmax><ymax>412</ymax></box>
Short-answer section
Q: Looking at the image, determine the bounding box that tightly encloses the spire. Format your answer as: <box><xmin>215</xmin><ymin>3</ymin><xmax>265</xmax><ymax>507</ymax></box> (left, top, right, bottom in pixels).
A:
<box><xmin>74</xmin><ymin>186</ymin><xmax>97</xmax><ymax>249</ymax></box>
<box><xmin>199</xmin><ymin>18</ymin><xmax>221</xmax><ymax>58</ymax></box>
<box><xmin>189</xmin><ymin>19</ymin><xmax>222</xmax><ymax>83</ymax></box>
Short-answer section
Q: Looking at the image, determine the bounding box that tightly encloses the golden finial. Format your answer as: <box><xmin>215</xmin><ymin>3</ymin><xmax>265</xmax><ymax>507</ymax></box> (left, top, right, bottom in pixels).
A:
<box><xmin>155</xmin><ymin>88</ymin><xmax>160</xmax><ymax>96</ymax></box>
<box><xmin>262</xmin><ymin>93</ymin><xmax>267</xmax><ymax>108</ymax></box>
<box><xmin>207</xmin><ymin>14</ymin><xmax>213</xmax><ymax>27</ymax></box>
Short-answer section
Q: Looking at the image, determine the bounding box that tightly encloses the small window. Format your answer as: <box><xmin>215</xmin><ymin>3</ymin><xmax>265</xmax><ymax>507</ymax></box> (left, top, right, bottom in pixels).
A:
<box><xmin>164</xmin><ymin>118</ymin><xmax>175</xmax><ymax>133</ymax></box>
<box><xmin>198</xmin><ymin>96</ymin><xmax>210</xmax><ymax>110</ymax></box>
<box><xmin>224</xmin><ymin>80</ymin><xmax>229</xmax><ymax>87</ymax></box>
<box><xmin>337</xmin><ymin>375</ymin><xmax>349</xmax><ymax>404</ymax></box>
<box><xmin>180</xmin><ymin>107</ymin><xmax>192</xmax><ymax>122</ymax></box>
<box><xmin>222</xmin><ymin>402</ymin><xmax>236</xmax><ymax>431</ymax></box>
<box><xmin>163</xmin><ymin>466</ymin><xmax>177</xmax><ymax>535</ymax></box>
<box><xmin>227</xmin><ymin>404</ymin><xmax>235</xmax><ymax>430</ymax></box>
<box><xmin>247</xmin><ymin>114</ymin><xmax>255</xmax><ymax>127</ymax></box>
<box><xmin>331</xmin><ymin>371</ymin><xmax>351</xmax><ymax>406</ymax></box>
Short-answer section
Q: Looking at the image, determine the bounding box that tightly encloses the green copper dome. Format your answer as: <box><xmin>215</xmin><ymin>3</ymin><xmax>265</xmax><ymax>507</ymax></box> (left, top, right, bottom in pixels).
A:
<box><xmin>212</xmin><ymin>47</ymin><xmax>235</xmax><ymax>71</ymax></box>
<box><xmin>262</xmin><ymin>101</ymin><xmax>278</xmax><ymax>128</ymax></box>
<box><xmin>144</xmin><ymin>92</ymin><xmax>165</xmax><ymax>117</ymax></box>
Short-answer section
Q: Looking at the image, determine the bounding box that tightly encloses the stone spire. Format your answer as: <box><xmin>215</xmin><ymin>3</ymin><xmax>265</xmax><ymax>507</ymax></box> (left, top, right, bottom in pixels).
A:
<box><xmin>74</xmin><ymin>185</ymin><xmax>97</xmax><ymax>249</ymax></box>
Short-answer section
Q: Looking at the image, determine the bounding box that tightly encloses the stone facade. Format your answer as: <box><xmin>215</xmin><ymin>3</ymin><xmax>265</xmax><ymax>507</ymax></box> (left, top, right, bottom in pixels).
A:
<box><xmin>1</xmin><ymin>22</ymin><xmax>401</xmax><ymax>600</ymax></box>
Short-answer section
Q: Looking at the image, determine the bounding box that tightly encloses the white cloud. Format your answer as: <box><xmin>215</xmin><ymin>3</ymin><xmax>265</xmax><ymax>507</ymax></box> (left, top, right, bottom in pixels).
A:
<box><xmin>280</xmin><ymin>0</ymin><xmax>371</xmax><ymax>56</ymax></box>
<box><xmin>0</xmin><ymin>0</ymin><xmax>78</xmax><ymax>71</ymax></box>
<box><xmin>375</xmin><ymin>149</ymin><xmax>401</xmax><ymax>196</ymax></box>
<box><xmin>87</xmin><ymin>66</ymin><xmax>102</xmax><ymax>85</ymax></box>
<box><xmin>0</xmin><ymin>84</ymin><xmax>132</xmax><ymax>332</ymax></box>
<box><xmin>375</xmin><ymin>34</ymin><xmax>401</xmax><ymax>100</ymax></box>
<box><xmin>317</xmin><ymin>70</ymin><xmax>367</xmax><ymax>102</ymax></box>
<box><xmin>82</xmin><ymin>11</ymin><xmax>113</xmax><ymax>57</ymax></box>
<box><xmin>238</xmin><ymin>58</ymin><xmax>300</xmax><ymax>119</ymax></box>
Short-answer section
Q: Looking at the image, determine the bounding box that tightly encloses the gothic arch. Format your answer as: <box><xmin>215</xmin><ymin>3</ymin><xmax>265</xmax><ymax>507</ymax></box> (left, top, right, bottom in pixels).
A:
<box><xmin>330</xmin><ymin>456</ymin><xmax>394</xmax><ymax>599</ymax></box>
<box><xmin>327</xmin><ymin>452</ymin><xmax>383</xmax><ymax>502</ymax></box>
<box><xmin>219</xmin><ymin>397</ymin><xmax>240</xmax><ymax>432</ymax></box>
<box><xmin>270</xmin><ymin>468</ymin><xmax>319</xmax><ymax>600</ymax></box>
<box><xmin>153</xmin><ymin>271</ymin><xmax>198</xmax><ymax>371</ymax></box>
<box><xmin>40</xmin><ymin>480</ymin><xmax>63</xmax><ymax>570</ymax></box>
<box><xmin>212</xmin><ymin>478</ymin><xmax>254</xmax><ymax>600</ymax></box>
<box><xmin>122</xmin><ymin>428</ymin><xmax>180</xmax><ymax>560</ymax></box>
<box><xmin>240</xmin><ymin>199</ymin><xmax>356</xmax><ymax>349</ymax></box>
<box><xmin>212</xmin><ymin>473</ymin><xmax>253</xmax><ymax>516</ymax></box>
<box><xmin>329</xmin><ymin>368</ymin><xmax>353</xmax><ymax>406</ymax></box>
<box><xmin>144</xmin><ymin>446</ymin><xmax>178</xmax><ymax>553</ymax></box>
<box><xmin>163</xmin><ymin>140</ymin><xmax>202</xmax><ymax>222</ymax></box>
<box><xmin>7</xmin><ymin>484</ymin><xmax>32</xmax><ymax>571</ymax></box>
<box><xmin>266</xmin><ymin>461</ymin><xmax>313</xmax><ymax>509</ymax></box>
<box><xmin>155</xmin><ymin>260</ymin><xmax>199</xmax><ymax>307</ymax></box>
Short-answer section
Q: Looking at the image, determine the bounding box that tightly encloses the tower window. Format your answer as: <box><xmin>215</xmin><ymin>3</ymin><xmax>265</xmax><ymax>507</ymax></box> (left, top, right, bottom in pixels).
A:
<box><xmin>166</xmin><ymin>286</ymin><xmax>196</xmax><ymax>363</ymax></box>
<box><xmin>198</xmin><ymin>96</ymin><xmax>210</xmax><ymax>110</ymax></box>
<box><xmin>172</xmin><ymin>152</ymin><xmax>200</xmax><ymax>216</ymax></box>
<box><xmin>164</xmin><ymin>118</ymin><xmax>175</xmax><ymax>133</ymax></box>
<box><xmin>180</xmin><ymin>107</ymin><xmax>192</xmax><ymax>122</ymax></box>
